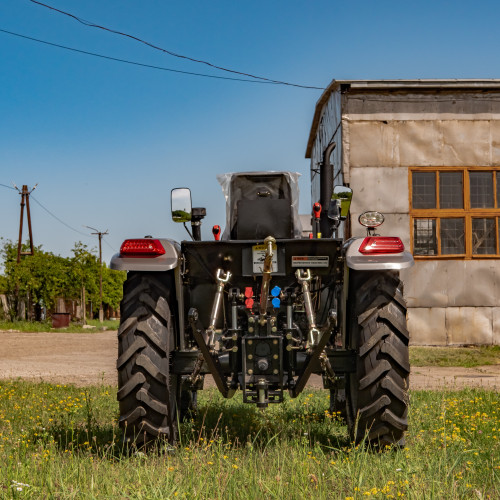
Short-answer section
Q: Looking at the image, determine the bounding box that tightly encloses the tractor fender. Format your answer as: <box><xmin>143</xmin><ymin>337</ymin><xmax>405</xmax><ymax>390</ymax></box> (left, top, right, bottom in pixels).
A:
<box><xmin>344</xmin><ymin>237</ymin><xmax>414</xmax><ymax>271</ymax></box>
<box><xmin>110</xmin><ymin>238</ymin><xmax>180</xmax><ymax>272</ymax></box>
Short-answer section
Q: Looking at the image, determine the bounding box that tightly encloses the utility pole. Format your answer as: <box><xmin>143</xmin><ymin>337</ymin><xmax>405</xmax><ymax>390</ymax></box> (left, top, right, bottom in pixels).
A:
<box><xmin>14</xmin><ymin>183</ymin><xmax>37</xmax><ymax>321</ymax></box>
<box><xmin>14</xmin><ymin>184</ymin><xmax>37</xmax><ymax>263</ymax></box>
<box><xmin>85</xmin><ymin>226</ymin><xmax>109</xmax><ymax>322</ymax></box>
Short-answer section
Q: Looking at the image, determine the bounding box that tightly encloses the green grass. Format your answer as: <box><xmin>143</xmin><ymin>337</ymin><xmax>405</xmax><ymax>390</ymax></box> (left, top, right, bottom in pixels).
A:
<box><xmin>410</xmin><ymin>346</ymin><xmax>500</xmax><ymax>368</ymax></box>
<box><xmin>0</xmin><ymin>319</ymin><xmax>120</xmax><ymax>333</ymax></box>
<box><xmin>0</xmin><ymin>382</ymin><xmax>498</xmax><ymax>499</ymax></box>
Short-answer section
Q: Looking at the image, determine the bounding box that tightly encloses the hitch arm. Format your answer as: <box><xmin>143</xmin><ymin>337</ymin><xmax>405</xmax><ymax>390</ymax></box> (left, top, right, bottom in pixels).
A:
<box><xmin>188</xmin><ymin>308</ymin><xmax>235</xmax><ymax>399</ymax></box>
<box><xmin>290</xmin><ymin>312</ymin><xmax>336</xmax><ymax>398</ymax></box>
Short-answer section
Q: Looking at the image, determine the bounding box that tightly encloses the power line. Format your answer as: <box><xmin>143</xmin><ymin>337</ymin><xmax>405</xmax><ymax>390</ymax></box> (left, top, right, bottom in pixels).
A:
<box><xmin>0</xmin><ymin>28</ymin><xmax>285</xmax><ymax>84</ymax></box>
<box><xmin>0</xmin><ymin>182</ymin><xmax>16</xmax><ymax>190</ymax></box>
<box><xmin>103</xmin><ymin>239</ymin><xmax>117</xmax><ymax>253</ymax></box>
<box><xmin>28</xmin><ymin>0</ymin><xmax>324</xmax><ymax>90</ymax></box>
<box><xmin>30</xmin><ymin>194</ymin><xmax>89</xmax><ymax>237</ymax></box>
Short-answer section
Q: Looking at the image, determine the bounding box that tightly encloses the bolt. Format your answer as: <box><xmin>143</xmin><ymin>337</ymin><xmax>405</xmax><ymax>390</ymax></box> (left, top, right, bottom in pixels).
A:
<box><xmin>273</xmin><ymin>339</ymin><xmax>278</xmax><ymax>345</ymax></box>
<box><xmin>248</xmin><ymin>354</ymin><xmax>253</xmax><ymax>360</ymax></box>
<box><xmin>248</xmin><ymin>369</ymin><xmax>253</xmax><ymax>375</ymax></box>
<box><xmin>273</xmin><ymin>369</ymin><xmax>279</xmax><ymax>375</ymax></box>
<box><xmin>248</xmin><ymin>327</ymin><xmax>254</xmax><ymax>333</ymax></box>
<box><xmin>273</xmin><ymin>354</ymin><xmax>278</xmax><ymax>360</ymax></box>
<box><xmin>271</xmin><ymin>326</ymin><xmax>277</xmax><ymax>333</ymax></box>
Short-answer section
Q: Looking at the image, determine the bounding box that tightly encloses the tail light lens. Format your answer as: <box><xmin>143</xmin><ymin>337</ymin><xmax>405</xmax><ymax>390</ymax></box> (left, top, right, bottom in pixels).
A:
<box><xmin>120</xmin><ymin>239</ymin><xmax>166</xmax><ymax>257</ymax></box>
<box><xmin>359</xmin><ymin>237</ymin><xmax>404</xmax><ymax>254</ymax></box>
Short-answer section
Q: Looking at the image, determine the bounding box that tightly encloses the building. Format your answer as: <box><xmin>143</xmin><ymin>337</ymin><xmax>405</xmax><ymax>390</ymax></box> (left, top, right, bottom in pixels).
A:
<box><xmin>306</xmin><ymin>79</ymin><xmax>500</xmax><ymax>345</ymax></box>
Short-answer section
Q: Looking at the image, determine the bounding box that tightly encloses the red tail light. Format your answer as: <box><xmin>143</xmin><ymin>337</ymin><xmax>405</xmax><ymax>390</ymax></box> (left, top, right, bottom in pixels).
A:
<box><xmin>359</xmin><ymin>237</ymin><xmax>404</xmax><ymax>254</ymax></box>
<box><xmin>120</xmin><ymin>239</ymin><xmax>166</xmax><ymax>257</ymax></box>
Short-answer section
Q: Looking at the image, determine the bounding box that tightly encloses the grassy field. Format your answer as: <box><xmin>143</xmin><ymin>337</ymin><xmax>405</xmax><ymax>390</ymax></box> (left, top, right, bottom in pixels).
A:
<box><xmin>0</xmin><ymin>382</ymin><xmax>498</xmax><ymax>499</ymax></box>
<box><xmin>410</xmin><ymin>346</ymin><xmax>500</xmax><ymax>368</ymax></box>
<box><xmin>0</xmin><ymin>319</ymin><xmax>120</xmax><ymax>333</ymax></box>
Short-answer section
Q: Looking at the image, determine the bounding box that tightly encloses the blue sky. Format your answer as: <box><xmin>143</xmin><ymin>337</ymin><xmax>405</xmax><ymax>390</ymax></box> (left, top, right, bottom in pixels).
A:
<box><xmin>1</xmin><ymin>0</ymin><xmax>499</xmax><ymax>263</ymax></box>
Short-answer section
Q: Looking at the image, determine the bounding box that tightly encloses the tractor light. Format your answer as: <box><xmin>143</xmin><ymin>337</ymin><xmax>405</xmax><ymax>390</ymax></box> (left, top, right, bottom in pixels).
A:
<box><xmin>358</xmin><ymin>211</ymin><xmax>385</xmax><ymax>229</ymax></box>
<box><xmin>120</xmin><ymin>239</ymin><xmax>166</xmax><ymax>257</ymax></box>
<box><xmin>359</xmin><ymin>237</ymin><xmax>405</xmax><ymax>254</ymax></box>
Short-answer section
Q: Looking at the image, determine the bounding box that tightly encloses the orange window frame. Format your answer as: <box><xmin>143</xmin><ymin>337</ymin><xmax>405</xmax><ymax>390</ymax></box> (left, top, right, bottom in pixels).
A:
<box><xmin>409</xmin><ymin>167</ymin><xmax>500</xmax><ymax>259</ymax></box>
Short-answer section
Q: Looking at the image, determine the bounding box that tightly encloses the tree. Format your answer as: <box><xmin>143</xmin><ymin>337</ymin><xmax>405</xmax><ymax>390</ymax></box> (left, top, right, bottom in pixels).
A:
<box><xmin>0</xmin><ymin>239</ymin><xmax>125</xmax><ymax>321</ymax></box>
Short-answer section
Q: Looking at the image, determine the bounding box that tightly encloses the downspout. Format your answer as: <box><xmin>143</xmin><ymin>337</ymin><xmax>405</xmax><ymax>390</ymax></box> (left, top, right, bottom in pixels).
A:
<box><xmin>320</xmin><ymin>141</ymin><xmax>336</xmax><ymax>237</ymax></box>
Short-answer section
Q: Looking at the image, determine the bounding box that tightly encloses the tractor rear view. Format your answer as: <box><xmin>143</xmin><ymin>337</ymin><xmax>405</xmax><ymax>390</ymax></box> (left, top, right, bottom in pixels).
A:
<box><xmin>111</xmin><ymin>171</ymin><xmax>413</xmax><ymax>447</ymax></box>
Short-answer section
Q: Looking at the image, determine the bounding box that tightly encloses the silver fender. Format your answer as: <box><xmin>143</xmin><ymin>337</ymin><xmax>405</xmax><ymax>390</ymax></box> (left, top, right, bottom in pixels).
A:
<box><xmin>110</xmin><ymin>238</ymin><xmax>180</xmax><ymax>272</ymax></box>
<box><xmin>345</xmin><ymin>237</ymin><xmax>414</xmax><ymax>271</ymax></box>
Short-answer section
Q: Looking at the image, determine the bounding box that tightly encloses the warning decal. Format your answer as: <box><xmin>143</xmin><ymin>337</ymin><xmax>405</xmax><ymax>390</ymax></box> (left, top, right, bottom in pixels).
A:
<box><xmin>252</xmin><ymin>243</ymin><xmax>278</xmax><ymax>274</ymax></box>
<box><xmin>291</xmin><ymin>256</ymin><xmax>329</xmax><ymax>268</ymax></box>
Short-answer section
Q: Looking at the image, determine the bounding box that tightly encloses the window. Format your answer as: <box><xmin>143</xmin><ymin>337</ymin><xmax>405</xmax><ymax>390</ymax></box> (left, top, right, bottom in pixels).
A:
<box><xmin>410</xmin><ymin>168</ymin><xmax>500</xmax><ymax>258</ymax></box>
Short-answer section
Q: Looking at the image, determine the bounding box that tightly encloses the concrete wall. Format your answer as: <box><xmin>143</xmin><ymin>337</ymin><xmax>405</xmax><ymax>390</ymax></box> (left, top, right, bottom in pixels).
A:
<box><xmin>339</xmin><ymin>90</ymin><xmax>500</xmax><ymax>345</ymax></box>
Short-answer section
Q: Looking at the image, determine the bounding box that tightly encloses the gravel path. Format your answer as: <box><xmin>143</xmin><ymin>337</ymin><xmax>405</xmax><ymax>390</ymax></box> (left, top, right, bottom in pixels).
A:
<box><xmin>1</xmin><ymin>331</ymin><xmax>499</xmax><ymax>390</ymax></box>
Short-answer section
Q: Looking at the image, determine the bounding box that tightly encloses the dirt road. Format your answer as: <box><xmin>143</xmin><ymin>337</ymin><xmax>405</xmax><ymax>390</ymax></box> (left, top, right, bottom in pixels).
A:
<box><xmin>1</xmin><ymin>331</ymin><xmax>499</xmax><ymax>390</ymax></box>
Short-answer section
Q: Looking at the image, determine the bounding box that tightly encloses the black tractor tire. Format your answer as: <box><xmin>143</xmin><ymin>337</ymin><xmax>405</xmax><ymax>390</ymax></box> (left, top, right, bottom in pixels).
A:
<box><xmin>346</xmin><ymin>270</ymin><xmax>410</xmax><ymax>446</ymax></box>
<box><xmin>117</xmin><ymin>271</ymin><xmax>179</xmax><ymax>446</ymax></box>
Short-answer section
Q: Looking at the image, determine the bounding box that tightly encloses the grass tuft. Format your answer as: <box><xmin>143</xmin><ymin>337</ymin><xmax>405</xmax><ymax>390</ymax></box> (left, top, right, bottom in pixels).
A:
<box><xmin>0</xmin><ymin>319</ymin><xmax>120</xmax><ymax>333</ymax></box>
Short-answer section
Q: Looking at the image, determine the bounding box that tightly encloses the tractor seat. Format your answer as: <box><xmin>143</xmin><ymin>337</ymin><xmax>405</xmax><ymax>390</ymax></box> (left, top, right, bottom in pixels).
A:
<box><xmin>234</xmin><ymin>198</ymin><xmax>292</xmax><ymax>239</ymax></box>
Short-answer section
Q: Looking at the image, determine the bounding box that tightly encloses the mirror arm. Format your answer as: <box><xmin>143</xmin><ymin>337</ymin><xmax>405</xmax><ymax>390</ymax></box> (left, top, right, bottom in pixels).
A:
<box><xmin>183</xmin><ymin>222</ymin><xmax>194</xmax><ymax>241</ymax></box>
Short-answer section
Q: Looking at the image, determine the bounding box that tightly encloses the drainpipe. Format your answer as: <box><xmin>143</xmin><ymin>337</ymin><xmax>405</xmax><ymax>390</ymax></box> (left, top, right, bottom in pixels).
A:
<box><xmin>320</xmin><ymin>141</ymin><xmax>336</xmax><ymax>237</ymax></box>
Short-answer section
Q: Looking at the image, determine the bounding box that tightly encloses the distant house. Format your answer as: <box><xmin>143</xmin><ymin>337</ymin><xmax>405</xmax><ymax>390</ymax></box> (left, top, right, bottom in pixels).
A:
<box><xmin>306</xmin><ymin>79</ymin><xmax>500</xmax><ymax>346</ymax></box>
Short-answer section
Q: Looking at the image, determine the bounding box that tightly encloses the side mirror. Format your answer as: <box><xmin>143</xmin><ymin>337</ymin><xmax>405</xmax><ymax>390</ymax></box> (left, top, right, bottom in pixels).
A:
<box><xmin>171</xmin><ymin>188</ymin><xmax>192</xmax><ymax>223</ymax></box>
<box><xmin>330</xmin><ymin>185</ymin><xmax>353</xmax><ymax>219</ymax></box>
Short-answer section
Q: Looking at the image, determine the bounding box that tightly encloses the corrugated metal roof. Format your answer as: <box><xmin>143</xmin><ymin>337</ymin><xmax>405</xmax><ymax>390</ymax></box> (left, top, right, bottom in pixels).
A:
<box><xmin>305</xmin><ymin>79</ymin><xmax>500</xmax><ymax>158</ymax></box>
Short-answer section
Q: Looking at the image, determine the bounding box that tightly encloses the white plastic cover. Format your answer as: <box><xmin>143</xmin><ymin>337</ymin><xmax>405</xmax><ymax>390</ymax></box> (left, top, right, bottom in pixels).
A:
<box><xmin>216</xmin><ymin>171</ymin><xmax>303</xmax><ymax>239</ymax></box>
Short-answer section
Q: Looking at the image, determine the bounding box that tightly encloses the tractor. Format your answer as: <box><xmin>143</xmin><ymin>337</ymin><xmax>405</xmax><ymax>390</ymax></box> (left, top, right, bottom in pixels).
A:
<box><xmin>110</xmin><ymin>170</ymin><xmax>413</xmax><ymax>446</ymax></box>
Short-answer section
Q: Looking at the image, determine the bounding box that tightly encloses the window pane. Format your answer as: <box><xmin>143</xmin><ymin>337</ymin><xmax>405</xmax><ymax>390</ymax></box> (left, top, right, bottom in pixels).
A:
<box><xmin>412</xmin><ymin>172</ymin><xmax>436</xmax><ymax>209</ymax></box>
<box><xmin>414</xmin><ymin>219</ymin><xmax>437</xmax><ymax>255</ymax></box>
<box><xmin>472</xmin><ymin>218</ymin><xmax>496</xmax><ymax>254</ymax></box>
<box><xmin>469</xmin><ymin>172</ymin><xmax>494</xmax><ymax>208</ymax></box>
<box><xmin>440</xmin><ymin>218</ymin><xmax>465</xmax><ymax>254</ymax></box>
<box><xmin>439</xmin><ymin>172</ymin><xmax>463</xmax><ymax>209</ymax></box>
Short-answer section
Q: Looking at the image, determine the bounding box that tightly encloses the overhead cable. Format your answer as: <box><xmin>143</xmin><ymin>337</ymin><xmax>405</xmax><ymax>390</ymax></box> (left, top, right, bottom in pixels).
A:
<box><xmin>103</xmin><ymin>239</ymin><xmax>117</xmax><ymax>253</ymax></box>
<box><xmin>0</xmin><ymin>182</ymin><xmax>17</xmax><ymax>191</ymax></box>
<box><xmin>28</xmin><ymin>0</ymin><xmax>324</xmax><ymax>90</ymax></box>
<box><xmin>30</xmin><ymin>194</ymin><xmax>90</xmax><ymax>237</ymax></box>
<box><xmin>0</xmin><ymin>28</ymin><xmax>282</xmax><ymax>84</ymax></box>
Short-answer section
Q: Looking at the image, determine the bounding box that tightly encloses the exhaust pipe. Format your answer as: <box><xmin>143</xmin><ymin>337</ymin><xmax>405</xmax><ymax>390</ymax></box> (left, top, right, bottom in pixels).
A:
<box><xmin>320</xmin><ymin>141</ymin><xmax>336</xmax><ymax>236</ymax></box>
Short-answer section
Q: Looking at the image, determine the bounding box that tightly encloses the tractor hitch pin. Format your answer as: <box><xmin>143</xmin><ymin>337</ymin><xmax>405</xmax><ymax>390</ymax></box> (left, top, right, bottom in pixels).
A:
<box><xmin>259</xmin><ymin>236</ymin><xmax>276</xmax><ymax>318</ymax></box>
<box><xmin>296</xmin><ymin>269</ymin><xmax>320</xmax><ymax>347</ymax></box>
<box><xmin>207</xmin><ymin>269</ymin><xmax>231</xmax><ymax>346</ymax></box>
